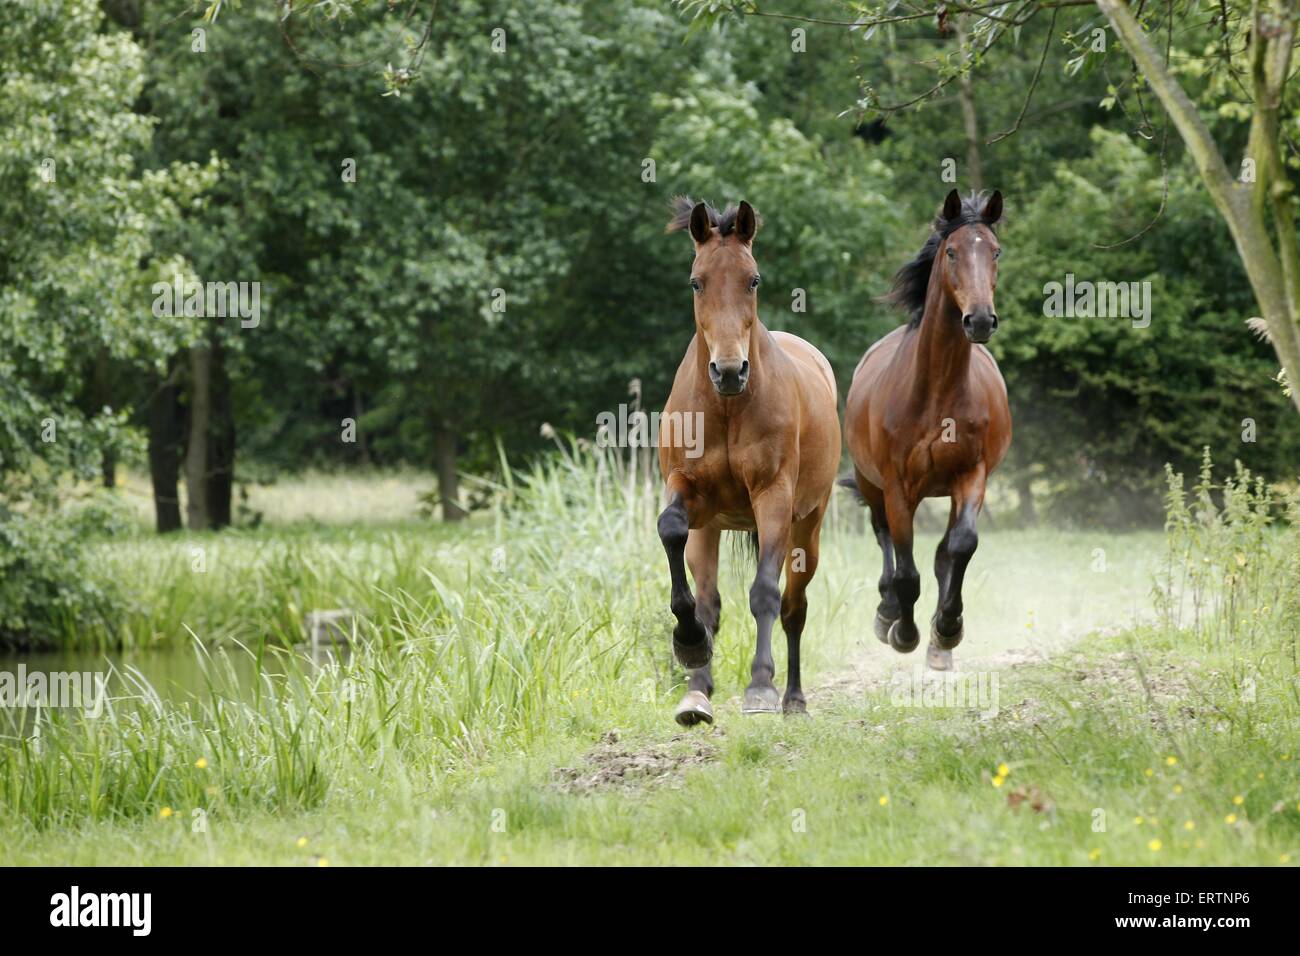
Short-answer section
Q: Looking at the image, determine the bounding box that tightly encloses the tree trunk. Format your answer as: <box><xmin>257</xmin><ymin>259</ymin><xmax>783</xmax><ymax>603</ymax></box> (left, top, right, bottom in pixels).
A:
<box><xmin>435</xmin><ymin>425</ymin><xmax>466</xmax><ymax>522</ymax></box>
<box><xmin>206</xmin><ymin>339</ymin><xmax>235</xmax><ymax>530</ymax></box>
<box><xmin>148</xmin><ymin>360</ymin><xmax>183</xmax><ymax>533</ymax></box>
<box><xmin>956</xmin><ymin>16</ymin><xmax>984</xmax><ymax>192</ymax></box>
<box><xmin>185</xmin><ymin>344</ymin><xmax>211</xmax><ymax>531</ymax></box>
<box><xmin>1095</xmin><ymin>0</ymin><xmax>1300</xmax><ymax>412</ymax></box>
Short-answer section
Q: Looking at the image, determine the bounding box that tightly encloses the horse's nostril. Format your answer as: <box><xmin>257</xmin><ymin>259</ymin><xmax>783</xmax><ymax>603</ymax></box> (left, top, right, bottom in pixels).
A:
<box><xmin>990</xmin><ymin>313</ymin><xmax>999</xmax><ymax>329</ymax></box>
<box><xmin>739</xmin><ymin>361</ymin><xmax>750</xmax><ymax>377</ymax></box>
<box><xmin>962</xmin><ymin>314</ymin><xmax>973</xmax><ymax>329</ymax></box>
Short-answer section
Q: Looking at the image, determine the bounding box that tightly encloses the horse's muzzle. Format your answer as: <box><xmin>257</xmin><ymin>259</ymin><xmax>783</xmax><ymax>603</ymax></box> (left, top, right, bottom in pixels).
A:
<box><xmin>709</xmin><ymin>359</ymin><xmax>749</xmax><ymax>395</ymax></box>
<box><xmin>962</xmin><ymin>310</ymin><xmax>998</xmax><ymax>344</ymax></box>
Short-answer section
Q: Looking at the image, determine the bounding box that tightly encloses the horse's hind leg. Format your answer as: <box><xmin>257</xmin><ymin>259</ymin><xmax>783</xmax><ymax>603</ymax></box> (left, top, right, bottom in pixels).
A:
<box><xmin>779</xmin><ymin>507</ymin><xmax>823</xmax><ymax>716</ymax></box>
<box><xmin>859</xmin><ymin>477</ymin><xmax>900</xmax><ymax>643</ymax></box>
<box><xmin>675</xmin><ymin>525</ymin><xmax>721</xmax><ymax>726</ymax></box>
<box><xmin>658</xmin><ymin>490</ymin><xmax>712</xmax><ymax>670</ymax></box>
<box><xmin>929</xmin><ymin>467</ymin><xmax>985</xmax><ymax>671</ymax></box>
<box><xmin>742</xmin><ymin>487</ymin><xmax>793</xmax><ymax>714</ymax></box>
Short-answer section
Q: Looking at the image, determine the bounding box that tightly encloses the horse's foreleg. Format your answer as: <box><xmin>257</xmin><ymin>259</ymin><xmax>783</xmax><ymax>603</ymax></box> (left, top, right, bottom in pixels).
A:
<box><xmin>658</xmin><ymin>491</ymin><xmax>712</xmax><ymax>669</ymax></box>
<box><xmin>780</xmin><ymin>508</ymin><xmax>823</xmax><ymax>715</ymax></box>
<box><xmin>743</xmin><ymin>487</ymin><xmax>792</xmax><ymax>714</ymax></box>
<box><xmin>860</xmin><ymin>478</ymin><xmax>899</xmax><ymax>642</ymax></box>
<box><xmin>675</xmin><ymin>525</ymin><xmax>721</xmax><ymax>726</ymax></box>
<box><xmin>929</xmin><ymin>467</ymin><xmax>985</xmax><ymax>670</ymax></box>
<box><xmin>883</xmin><ymin>485</ymin><xmax>921</xmax><ymax>653</ymax></box>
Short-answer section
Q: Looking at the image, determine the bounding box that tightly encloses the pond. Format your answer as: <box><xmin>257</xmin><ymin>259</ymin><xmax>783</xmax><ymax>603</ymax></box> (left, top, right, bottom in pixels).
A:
<box><xmin>0</xmin><ymin>643</ymin><xmax>349</xmax><ymax>735</ymax></box>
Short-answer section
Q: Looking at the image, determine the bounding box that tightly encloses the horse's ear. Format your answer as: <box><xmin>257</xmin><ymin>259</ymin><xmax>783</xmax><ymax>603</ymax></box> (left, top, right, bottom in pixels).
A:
<box><xmin>942</xmin><ymin>189</ymin><xmax>962</xmax><ymax>222</ymax></box>
<box><xmin>689</xmin><ymin>202</ymin><xmax>713</xmax><ymax>244</ymax></box>
<box><xmin>735</xmin><ymin>201</ymin><xmax>758</xmax><ymax>244</ymax></box>
<box><xmin>981</xmin><ymin>189</ymin><xmax>1003</xmax><ymax>225</ymax></box>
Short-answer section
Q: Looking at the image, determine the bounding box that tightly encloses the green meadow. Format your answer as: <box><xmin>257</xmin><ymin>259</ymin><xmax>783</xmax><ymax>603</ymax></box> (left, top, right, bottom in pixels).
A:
<box><xmin>0</xmin><ymin>450</ymin><xmax>1296</xmax><ymax>865</ymax></box>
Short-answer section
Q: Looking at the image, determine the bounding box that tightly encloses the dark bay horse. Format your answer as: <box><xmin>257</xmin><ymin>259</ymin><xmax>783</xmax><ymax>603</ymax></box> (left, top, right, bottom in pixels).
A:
<box><xmin>658</xmin><ymin>197</ymin><xmax>840</xmax><ymax>725</ymax></box>
<box><xmin>843</xmin><ymin>190</ymin><xmax>1012</xmax><ymax>671</ymax></box>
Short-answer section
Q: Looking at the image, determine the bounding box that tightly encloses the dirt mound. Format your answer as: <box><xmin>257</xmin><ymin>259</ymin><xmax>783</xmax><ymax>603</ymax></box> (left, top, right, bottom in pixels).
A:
<box><xmin>551</xmin><ymin>728</ymin><xmax>722</xmax><ymax>795</ymax></box>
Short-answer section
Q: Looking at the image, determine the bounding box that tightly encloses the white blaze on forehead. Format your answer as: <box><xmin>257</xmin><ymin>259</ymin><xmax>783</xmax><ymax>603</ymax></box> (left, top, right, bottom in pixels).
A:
<box><xmin>973</xmin><ymin>236</ymin><xmax>983</xmax><ymax>243</ymax></box>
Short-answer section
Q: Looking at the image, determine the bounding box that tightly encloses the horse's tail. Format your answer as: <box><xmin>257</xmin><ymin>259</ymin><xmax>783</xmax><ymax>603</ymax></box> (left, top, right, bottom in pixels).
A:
<box><xmin>837</xmin><ymin>474</ymin><xmax>867</xmax><ymax>506</ymax></box>
<box><xmin>729</xmin><ymin>530</ymin><xmax>759</xmax><ymax>566</ymax></box>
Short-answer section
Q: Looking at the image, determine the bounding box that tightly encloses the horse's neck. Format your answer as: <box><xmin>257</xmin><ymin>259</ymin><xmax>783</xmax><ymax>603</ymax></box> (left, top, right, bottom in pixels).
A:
<box><xmin>910</xmin><ymin>286</ymin><xmax>972</xmax><ymax>402</ymax></box>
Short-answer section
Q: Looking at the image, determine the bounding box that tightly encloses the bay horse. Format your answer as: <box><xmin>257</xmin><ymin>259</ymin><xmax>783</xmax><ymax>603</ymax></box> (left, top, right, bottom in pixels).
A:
<box><xmin>657</xmin><ymin>197</ymin><xmax>840</xmax><ymax>726</ymax></box>
<box><xmin>843</xmin><ymin>190</ymin><xmax>1012</xmax><ymax>671</ymax></box>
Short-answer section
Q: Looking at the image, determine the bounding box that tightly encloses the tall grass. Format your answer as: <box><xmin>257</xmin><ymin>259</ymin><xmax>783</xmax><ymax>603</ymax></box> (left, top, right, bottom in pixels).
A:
<box><xmin>0</xmin><ymin>443</ymin><xmax>684</xmax><ymax>826</ymax></box>
<box><xmin>1155</xmin><ymin>449</ymin><xmax>1297</xmax><ymax>652</ymax></box>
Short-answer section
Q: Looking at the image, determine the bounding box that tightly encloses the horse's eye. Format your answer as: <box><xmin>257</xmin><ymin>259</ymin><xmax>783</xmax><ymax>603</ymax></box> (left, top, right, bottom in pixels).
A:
<box><xmin>993</xmin><ymin>248</ymin><xmax>1002</xmax><ymax>260</ymax></box>
<box><xmin>690</xmin><ymin>277</ymin><xmax>702</xmax><ymax>293</ymax></box>
<box><xmin>946</xmin><ymin>248</ymin><xmax>956</xmax><ymax>260</ymax></box>
<box><xmin>749</xmin><ymin>275</ymin><xmax>761</xmax><ymax>292</ymax></box>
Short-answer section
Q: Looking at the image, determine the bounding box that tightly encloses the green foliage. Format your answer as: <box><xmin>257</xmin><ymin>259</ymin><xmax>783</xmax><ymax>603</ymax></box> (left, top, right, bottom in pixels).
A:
<box><xmin>997</xmin><ymin>130</ymin><xmax>1300</xmax><ymax>524</ymax></box>
<box><xmin>0</xmin><ymin>0</ymin><xmax>216</xmax><ymax>478</ymax></box>
<box><xmin>0</xmin><ymin>493</ymin><xmax>118</xmax><ymax>648</ymax></box>
<box><xmin>0</xmin><ymin>0</ymin><xmax>216</xmax><ymax>644</ymax></box>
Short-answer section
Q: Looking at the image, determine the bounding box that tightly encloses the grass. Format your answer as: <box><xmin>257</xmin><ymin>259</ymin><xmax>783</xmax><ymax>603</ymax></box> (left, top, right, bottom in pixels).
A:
<box><xmin>0</xmin><ymin>446</ymin><xmax>1296</xmax><ymax>865</ymax></box>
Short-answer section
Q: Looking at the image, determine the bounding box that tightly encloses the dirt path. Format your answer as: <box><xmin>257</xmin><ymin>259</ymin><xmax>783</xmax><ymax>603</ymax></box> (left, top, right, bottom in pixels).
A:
<box><xmin>549</xmin><ymin>613</ymin><xmax>1193</xmax><ymax>799</ymax></box>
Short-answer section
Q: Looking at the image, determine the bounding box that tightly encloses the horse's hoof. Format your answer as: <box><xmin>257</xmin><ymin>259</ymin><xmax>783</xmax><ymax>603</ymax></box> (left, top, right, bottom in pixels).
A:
<box><xmin>672</xmin><ymin>623</ymin><xmax>712</xmax><ymax>669</ymax></box>
<box><xmin>742</xmin><ymin>684</ymin><xmax>782</xmax><ymax>714</ymax></box>
<box><xmin>674</xmin><ymin>690</ymin><xmax>714</xmax><ymax>726</ymax></box>
<box><xmin>874</xmin><ymin>611</ymin><xmax>897</xmax><ymax>645</ymax></box>
<box><xmin>887</xmin><ymin>619</ymin><xmax>920</xmax><ymax>654</ymax></box>
<box><xmin>926</xmin><ymin>642</ymin><xmax>954</xmax><ymax>671</ymax></box>
<box><xmin>782</xmin><ymin>694</ymin><xmax>808</xmax><ymax>717</ymax></box>
<box><xmin>931</xmin><ymin>614</ymin><xmax>964</xmax><ymax>650</ymax></box>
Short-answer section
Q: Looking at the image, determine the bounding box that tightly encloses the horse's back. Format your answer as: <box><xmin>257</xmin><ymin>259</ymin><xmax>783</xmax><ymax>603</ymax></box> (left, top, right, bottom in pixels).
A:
<box><xmin>771</xmin><ymin>330</ymin><xmax>836</xmax><ymax>404</ymax></box>
<box><xmin>769</xmin><ymin>330</ymin><xmax>840</xmax><ymax>516</ymax></box>
<box><xmin>850</xmin><ymin>324</ymin><xmax>907</xmax><ymax>389</ymax></box>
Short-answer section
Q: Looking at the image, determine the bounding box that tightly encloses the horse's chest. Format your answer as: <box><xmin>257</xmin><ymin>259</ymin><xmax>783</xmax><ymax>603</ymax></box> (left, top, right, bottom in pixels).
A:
<box><xmin>683</xmin><ymin>426</ymin><xmax>781</xmax><ymax>512</ymax></box>
<box><xmin>898</xmin><ymin>412</ymin><xmax>986</xmax><ymax>488</ymax></box>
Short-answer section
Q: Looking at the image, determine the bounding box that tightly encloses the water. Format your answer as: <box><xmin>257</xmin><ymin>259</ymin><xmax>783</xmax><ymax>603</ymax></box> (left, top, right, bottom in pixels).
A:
<box><xmin>0</xmin><ymin>644</ymin><xmax>350</xmax><ymax>735</ymax></box>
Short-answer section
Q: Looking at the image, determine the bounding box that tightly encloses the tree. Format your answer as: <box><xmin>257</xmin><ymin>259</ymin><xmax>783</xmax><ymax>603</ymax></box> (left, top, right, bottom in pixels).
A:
<box><xmin>0</xmin><ymin>0</ymin><xmax>215</xmax><ymax>641</ymax></box>
<box><xmin>0</xmin><ymin>0</ymin><xmax>214</xmax><ymax>483</ymax></box>
<box><xmin>682</xmin><ymin>0</ymin><xmax>1300</xmax><ymax>414</ymax></box>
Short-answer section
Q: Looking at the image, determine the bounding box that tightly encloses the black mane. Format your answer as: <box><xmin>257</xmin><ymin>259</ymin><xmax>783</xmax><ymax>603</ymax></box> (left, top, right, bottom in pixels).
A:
<box><xmin>882</xmin><ymin>192</ymin><xmax>999</xmax><ymax>328</ymax></box>
<box><xmin>666</xmin><ymin>196</ymin><xmax>761</xmax><ymax>237</ymax></box>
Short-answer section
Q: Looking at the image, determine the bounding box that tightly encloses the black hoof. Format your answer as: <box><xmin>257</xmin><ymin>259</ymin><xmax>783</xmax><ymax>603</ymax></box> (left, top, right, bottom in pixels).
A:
<box><xmin>931</xmin><ymin>613</ymin><xmax>964</xmax><ymax>650</ymax></box>
<box><xmin>673</xmin><ymin>621</ymin><xmax>713</xmax><ymax>668</ymax></box>
<box><xmin>887</xmin><ymin>619</ymin><xmax>920</xmax><ymax>654</ymax></box>
<box><xmin>742</xmin><ymin>684</ymin><xmax>781</xmax><ymax>714</ymax></box>
<box><xmin>782</xmin><ymin>694</ymin><xmax>808</xmax><ymax>717</ymax></box>
<box><xmin>873</xmin><ymin>611</ymin><xmax>898</xmax><ymax>645</ymax></box>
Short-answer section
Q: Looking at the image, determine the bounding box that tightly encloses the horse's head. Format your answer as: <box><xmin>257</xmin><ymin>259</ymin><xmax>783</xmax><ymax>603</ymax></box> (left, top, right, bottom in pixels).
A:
<box><xmin>936</xmin><ymin>189</ymin><xmax>1003</xmax><ymax>344</ymax></box>
<box><xmin>668</xmin><ymin>197</ymin><xmax>761</xmax><ymax>396</ymax></box>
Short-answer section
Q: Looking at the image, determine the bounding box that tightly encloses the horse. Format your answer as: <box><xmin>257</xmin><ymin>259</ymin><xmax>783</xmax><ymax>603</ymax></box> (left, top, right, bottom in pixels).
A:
<box><xmin>657</xmin><ymin>197</ymin><xmax>841</xmax><ymax>726</ymax></box>
<box><xmin>842</xmin><ymin>189</ymin><xmax>1012</xmax><ymax>671</ymax></box>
